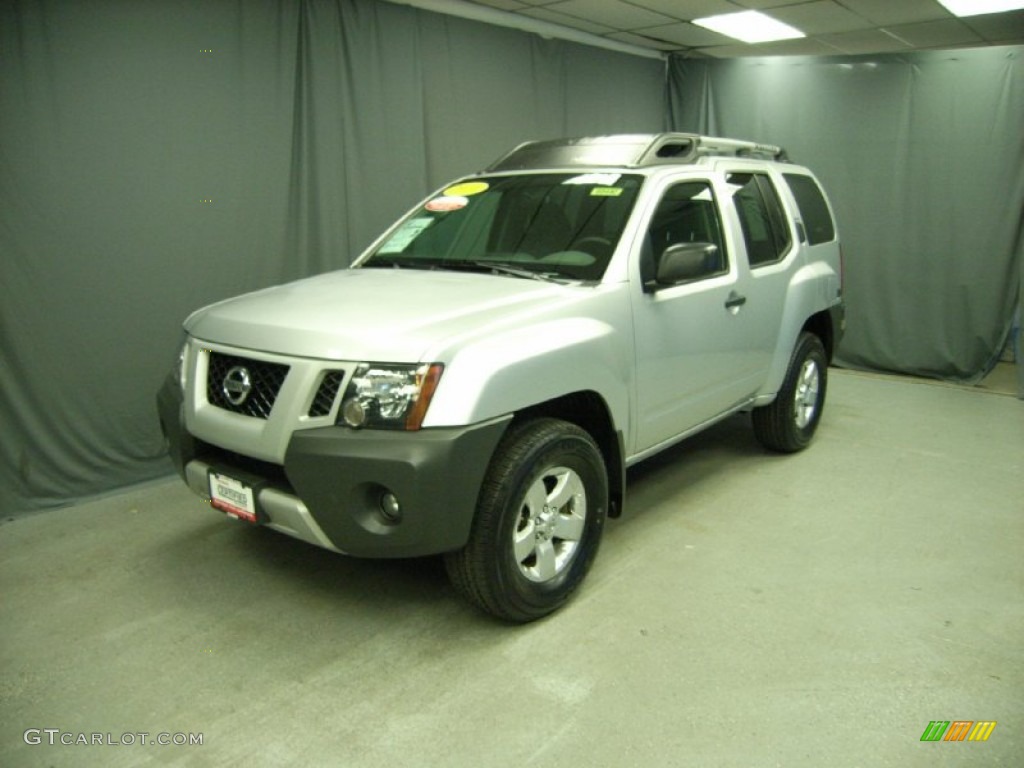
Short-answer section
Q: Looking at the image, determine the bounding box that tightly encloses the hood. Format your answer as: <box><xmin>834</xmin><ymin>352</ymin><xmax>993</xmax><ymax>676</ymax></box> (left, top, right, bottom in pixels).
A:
<box><xmin>185</xmin><ymin>268</ymin><xmax>575</xmax><ymax>361</ymax></box>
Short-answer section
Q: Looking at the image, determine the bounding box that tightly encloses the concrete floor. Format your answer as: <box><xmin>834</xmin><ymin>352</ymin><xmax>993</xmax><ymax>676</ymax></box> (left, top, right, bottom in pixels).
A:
<box><xmin>2</xmin><ymin>370</ymin><xmax>1022</xmax><ymax>767</ymax></box>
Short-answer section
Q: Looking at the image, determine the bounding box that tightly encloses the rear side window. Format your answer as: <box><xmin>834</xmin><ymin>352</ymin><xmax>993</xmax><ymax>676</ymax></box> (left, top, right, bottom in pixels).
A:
<box><xmin>783</xmin><ymin>173</ymin><xmax>835</xmax><ymax>245</ymax></box>
<box><xmin>727</xmin><ymin>172</ymin><xmax>792</xmax><ymax>267</ymax></box>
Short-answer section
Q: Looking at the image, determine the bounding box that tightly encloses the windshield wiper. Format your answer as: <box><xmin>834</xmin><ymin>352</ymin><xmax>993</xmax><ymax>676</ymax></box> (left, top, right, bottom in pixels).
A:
<box><xmin>467</xmin><ymin>261</ymin><xmax>564</xmax><ymax>283</ymax></box>
<box><xmin>361</xmin><ymin>256</ymin><xmax>440</xmax><ymax>270</ymax></box>
<box><xmin>367</xmin><ymin>257</ymin><xmax>566</xmax><ymax>283</ymax></box>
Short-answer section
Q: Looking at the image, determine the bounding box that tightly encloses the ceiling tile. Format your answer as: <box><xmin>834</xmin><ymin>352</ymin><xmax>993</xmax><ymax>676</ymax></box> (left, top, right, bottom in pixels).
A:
<box><xmin>701</xmin><ymin>36</ymin><xmax>845</xmax><ymax>56</ymax></box>
<box><xmin>449</xmin><ymin>0</ymin><xmax>1024</xmax><ymax>55</ymax></box>
<box><xmin>604</xmin><ymin>30</ymin><xmax>685</xmax><ymax>50</ymax></box>
<box><xmin>768</xmin><ymin>1</ymin><xmax>873</xmax><ymax>34</ymax></box>
<box><xmin>836</xmin><ymin>0</ymin><xmax>950</xmax><ymax>26</ymax></box>
<box><xmin>632</xmin><ymin>21</ymin><xmax>738</xmax><ymax>46</ymax></box>
<box><xmin>961</xmin><ymin>9</ymin><xmax>1024</xmax><ymax>43</ymax></box>
<box><xmin>817</xmin><ymin>28</ymin><xmax>913</xmax><ymax>54</ymax></box>
<box><xmin>749</xmin><ymin>36</ymin><xmax>846</xmax><ymax>54</ymax></box>
<box><xmin>729</xmin><ymin>0</ymin><xmax>815</xmax><ymax>9</ymax></box>
<box><xmin>541</xmin><ymin>0</ymin><xmax>677</xmax><ymax>29</ymax></box>
<box><xmin>469</xmin><ymin>0</ymin><xmax>529</xmax><ymax>10</ymax></box>
<box><xmin>729</xmin><ymin>0</ymin><xmax>815</xmax><ymax>8</ymax></box>
<box><xmin>625</xmin><ymin>0</ymin><xmax>742</xmax><ymax>22</ymax></box>
<box><xmin>519</xmin><ymin>6</ymin><xmax>617</xmax><ymax>34</ymax></box>
<box><xmin>882</xmin><ymin>18</ymin><xmax>984</xmax><ymax>48</ymax></box>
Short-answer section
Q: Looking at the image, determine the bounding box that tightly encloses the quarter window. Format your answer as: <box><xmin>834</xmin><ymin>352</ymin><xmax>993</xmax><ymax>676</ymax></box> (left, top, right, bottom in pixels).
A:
<box><xmin>783</xmin><ymin>173</ymin><xmax>835</xmax><ymax>245</ymax></box>
<box><xmin>728</xmin><ymin>173</ymin><xmax>792</xmax><ymax>267</ymax></box>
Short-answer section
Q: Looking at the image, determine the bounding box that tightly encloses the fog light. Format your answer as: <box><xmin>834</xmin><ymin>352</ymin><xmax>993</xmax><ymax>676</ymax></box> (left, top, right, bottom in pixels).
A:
<box><xmin>379</xmin><ymin>492</ymin><xmax>402</xmax><ymax>522</ymax></box>
<box><xmin>342</xmin><ymin>397</ymin><xmax>367</xmax><ymax>428</ymax></box>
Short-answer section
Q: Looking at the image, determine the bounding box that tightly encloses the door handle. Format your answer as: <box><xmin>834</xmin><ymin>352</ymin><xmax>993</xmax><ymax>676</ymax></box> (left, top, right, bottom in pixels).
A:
<box><xmin>725</xmin><ymin>291</ymin><xmax>747</xmax><ymax>310</ymax></box>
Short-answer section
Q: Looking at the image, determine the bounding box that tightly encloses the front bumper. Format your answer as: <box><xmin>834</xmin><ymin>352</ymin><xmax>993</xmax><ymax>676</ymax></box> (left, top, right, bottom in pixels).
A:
<box><xmin>157</xmin><ymin>375</ymin><xmax>509</xmax><ymax>558</ymax></box>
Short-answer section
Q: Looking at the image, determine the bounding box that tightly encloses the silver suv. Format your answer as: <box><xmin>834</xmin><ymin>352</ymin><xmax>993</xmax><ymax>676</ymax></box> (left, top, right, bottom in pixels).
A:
<box><xmin>157</xmin><ymin>133</ymin><xmax>845</xmax><ymax>622</ymax></box>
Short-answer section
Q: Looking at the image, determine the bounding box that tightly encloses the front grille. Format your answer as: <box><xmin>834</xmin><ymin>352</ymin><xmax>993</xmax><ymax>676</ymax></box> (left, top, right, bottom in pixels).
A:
<box><xmin>308</xmin><ymin>370</ymin><xmax>345</xmax><ymax>417</ymax></box>
<box><xmin>207</xmin><ymin>352</ymin><xmax>289</xmax><ymax>419</ymax></box>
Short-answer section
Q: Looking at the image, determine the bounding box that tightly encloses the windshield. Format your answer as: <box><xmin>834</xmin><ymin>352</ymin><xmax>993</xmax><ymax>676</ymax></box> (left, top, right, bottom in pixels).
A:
<box><xmin>360</xmin><ymin>173</ymin><xmax>643</xmax><ymax>282</ymax></box>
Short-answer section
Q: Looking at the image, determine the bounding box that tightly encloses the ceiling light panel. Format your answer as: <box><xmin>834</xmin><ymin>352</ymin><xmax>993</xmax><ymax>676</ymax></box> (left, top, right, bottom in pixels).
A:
<box><xmin>936</xmin><ymin>0</ymin><xmax>1024</xmax><ymax>16</ymax></box>
<box><xmin>693</xmin><ymin>10</ymin><xmax>805</xmax><ymax>43</ymax></box>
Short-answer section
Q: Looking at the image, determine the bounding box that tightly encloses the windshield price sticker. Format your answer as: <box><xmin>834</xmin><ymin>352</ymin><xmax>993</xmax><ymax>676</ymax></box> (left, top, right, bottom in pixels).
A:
<box><xmin>379</xmin><ymin>217</ymin><xmax>434</xmax><ymax>254</ymax></box>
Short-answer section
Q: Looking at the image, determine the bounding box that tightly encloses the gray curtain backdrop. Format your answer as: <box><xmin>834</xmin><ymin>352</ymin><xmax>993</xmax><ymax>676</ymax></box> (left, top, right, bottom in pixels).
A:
<box><xmin>668</xmin><ymin>48</ymin><xmax>1024</xmax><ymax>395</ymax></box>
<box><xmin>4</xmin><ymin>1</ymin><xmax>1020</xmax><ymax>516</ymax></box>
<box><xmin>0</xmin><ymin>0</ymin><xmax>664</xmax><ymax>516</ymax></box>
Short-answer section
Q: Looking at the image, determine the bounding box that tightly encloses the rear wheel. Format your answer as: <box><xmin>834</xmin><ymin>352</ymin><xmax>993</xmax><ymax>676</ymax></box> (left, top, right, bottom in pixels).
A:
<box><xmin>753</xmin><ymin>332</ymin><xmax>828</xmax><ymax>453</ymax></box>
<box><xmin>445</xmin><ymin>418</ymin><xmax>608</xmax><ymax>623</ymax></box>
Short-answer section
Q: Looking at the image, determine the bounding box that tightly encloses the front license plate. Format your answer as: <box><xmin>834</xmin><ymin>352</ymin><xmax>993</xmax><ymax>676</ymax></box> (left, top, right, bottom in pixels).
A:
<box><xmin>209</xmin><ymin>472</ymin><xmax>257</xmax><ymax>523</ymax></box>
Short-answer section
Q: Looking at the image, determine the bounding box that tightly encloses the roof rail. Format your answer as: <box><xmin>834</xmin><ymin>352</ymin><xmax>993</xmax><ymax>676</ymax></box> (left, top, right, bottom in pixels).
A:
<box><xmin>650</xmin><ymin>134</ymin><xmax>789</xmax><ymax>164</ymax></box>
<box><xmin>486</xmin><ymin>133</ymin><xmax>788</xmax><ymax>172</ymax></box>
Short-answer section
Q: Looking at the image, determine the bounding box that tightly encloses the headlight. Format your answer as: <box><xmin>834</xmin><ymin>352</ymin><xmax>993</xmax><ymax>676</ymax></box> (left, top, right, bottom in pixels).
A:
<box><xmin>339</xmin><ymin>363</ymin><xmax>444</xmax><ymax>430</ymax></box>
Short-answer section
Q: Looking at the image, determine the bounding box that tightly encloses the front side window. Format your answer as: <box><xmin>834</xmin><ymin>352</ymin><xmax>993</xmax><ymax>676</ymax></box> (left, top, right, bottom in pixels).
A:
<box><xmin>361</xmin><ymin>173</ymin><xmax>643</xmax><ymax>282</ymax></box>
<box><xmin>728</xmin><ymin>173</ymin><xmax>792</xmax><ymax>267</ymax></box>
<box><xmin>641</xmin><ymin>180</ymin><xmax>728</xmax><ymax>285</ymax></box>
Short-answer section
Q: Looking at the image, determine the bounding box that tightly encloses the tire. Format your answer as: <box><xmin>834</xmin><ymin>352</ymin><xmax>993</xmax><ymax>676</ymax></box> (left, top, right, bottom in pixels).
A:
<box><xmin>444</xmin><ymin>418</ymin><xmax>608</xmax><ymax>623</ymax></box>
<box><xmin>752</xmin><ymin>332</ymin><xmax>828</xmax><ymax>453</ymax></box>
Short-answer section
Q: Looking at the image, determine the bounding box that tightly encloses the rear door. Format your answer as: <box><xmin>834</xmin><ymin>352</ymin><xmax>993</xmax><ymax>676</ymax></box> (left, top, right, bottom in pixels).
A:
<box><xmin>722</xmin><ymin>168</ymin><xmax>800</xmax><ymax>381</ymax></box>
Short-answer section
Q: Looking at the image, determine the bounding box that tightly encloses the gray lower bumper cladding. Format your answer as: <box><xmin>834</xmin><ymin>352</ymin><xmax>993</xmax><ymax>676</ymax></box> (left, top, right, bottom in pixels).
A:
<box><xmin>158</xmin><ymin>376</ymin><xmax>509</xmax><ymax>558</ymax></box>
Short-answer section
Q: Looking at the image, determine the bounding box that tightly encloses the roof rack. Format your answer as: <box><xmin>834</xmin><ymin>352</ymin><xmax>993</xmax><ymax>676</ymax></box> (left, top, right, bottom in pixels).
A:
<box><xmin>486</xmin><ymin>133</ymin><xmax>789</xmax><ymax>173</ymax></box>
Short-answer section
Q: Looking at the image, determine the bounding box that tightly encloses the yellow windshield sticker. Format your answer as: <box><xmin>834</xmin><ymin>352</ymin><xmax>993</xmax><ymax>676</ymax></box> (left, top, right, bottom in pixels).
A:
<box><xmin>443</xmin><ymin>181</ymin><xmax>489</xmax><ymax>197</ymax></box>
<box><xmin>590</xmin><ymin>187</ymin><xmax>624</xmax><ymax>197</ymax></box>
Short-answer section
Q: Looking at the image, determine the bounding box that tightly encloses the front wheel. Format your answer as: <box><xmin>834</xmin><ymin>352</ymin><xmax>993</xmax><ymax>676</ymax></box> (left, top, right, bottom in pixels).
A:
<box><xmin>752</xmin><ymin>332</ymin><xmax>828</xmax><ymax>453</ymax></box>
<box><xmin>444</xmin><ymin>418</ymin><xmax>608</xmax><ymax>623</ymax></box>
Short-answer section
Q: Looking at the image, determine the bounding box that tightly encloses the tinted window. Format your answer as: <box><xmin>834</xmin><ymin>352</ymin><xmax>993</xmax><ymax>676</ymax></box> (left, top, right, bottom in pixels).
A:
<box><xmin>364</xmin><ymin>173</ymin><xmax>642</xmax><ymax>282</ymax></box>
<box><xmin>728</xmin><ymin>173</ymin><xmax>792</xmax><ymax>267</ymax></box>
<box><xmin>643</xmin><ymin>181</ymin><xmax>727</xmax><ymax>283</ymax></box>
<box><xmin>784</xmin><ymin>173</ymin><xmax>835</xmax><ymax>245</ymax></box>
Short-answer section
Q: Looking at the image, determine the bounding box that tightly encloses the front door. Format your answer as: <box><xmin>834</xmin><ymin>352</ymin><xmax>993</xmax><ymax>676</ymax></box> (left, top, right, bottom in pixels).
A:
<box><xmin>631</xmin><ymin>176</ymin><xmax>767</xmax><ymax>454</ymax></box>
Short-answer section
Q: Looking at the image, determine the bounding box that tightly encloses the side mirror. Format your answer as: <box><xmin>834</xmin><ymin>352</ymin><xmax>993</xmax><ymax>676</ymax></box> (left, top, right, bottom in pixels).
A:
<box><xmin>648</xmin><ymin>242</ymin><xmax>720</xmax><ymax>290</ymax></box>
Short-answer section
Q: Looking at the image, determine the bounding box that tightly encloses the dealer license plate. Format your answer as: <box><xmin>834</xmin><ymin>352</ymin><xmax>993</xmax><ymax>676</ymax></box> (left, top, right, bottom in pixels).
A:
<box><xmin>209</xmin><ymin>472</ymin><xmax>257</xmax><ymax>523</ymax></box>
